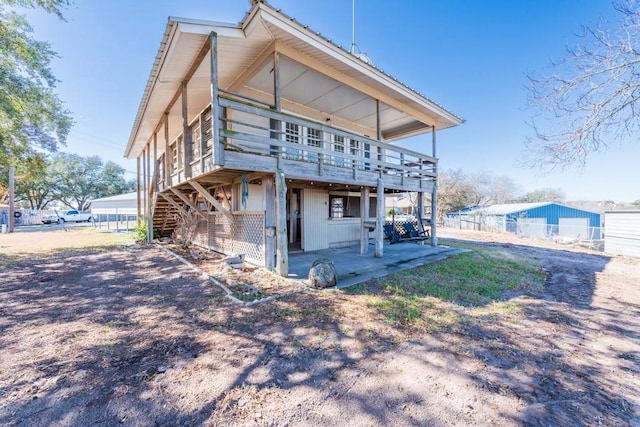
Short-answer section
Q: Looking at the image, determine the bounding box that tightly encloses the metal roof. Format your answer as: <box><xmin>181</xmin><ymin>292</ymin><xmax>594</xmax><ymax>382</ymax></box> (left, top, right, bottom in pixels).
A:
<box><xmin>474</xmin><ymin>202</ymin><xmax>551</xmax><ymax>216</ymax></box>
<box><xmin>124</xmin><ymin>0</ymin><xmax>463</xmax><ymax>159</ymax></box>
<box><xmin>462</xmin><ymin>202</ymin><xmax>600</xmax><ymax>216</ymax></box>
<box><xmin>91</xmin><ymin>192</ymin><xmax>138</xmax><ymax>203</ymax></box>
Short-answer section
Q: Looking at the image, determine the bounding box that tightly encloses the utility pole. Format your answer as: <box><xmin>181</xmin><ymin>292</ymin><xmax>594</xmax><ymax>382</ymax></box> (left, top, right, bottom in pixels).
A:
<box><xmin>8</xmin><ymin>166</ymin><xmax>15</xmax><ymax>233</ymax></box>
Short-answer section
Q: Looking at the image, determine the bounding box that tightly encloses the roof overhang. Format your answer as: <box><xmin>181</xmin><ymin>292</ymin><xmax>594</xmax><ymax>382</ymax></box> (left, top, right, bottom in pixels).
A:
<box><xmin>125</xmin><ymin>1</ymin><xmax>463</xmax><ymax>159</ymax></box>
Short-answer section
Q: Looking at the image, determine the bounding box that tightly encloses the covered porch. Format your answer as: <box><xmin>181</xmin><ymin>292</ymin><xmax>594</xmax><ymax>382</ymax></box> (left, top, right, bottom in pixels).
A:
<box><xmin>289</xmin><ymin>241</ymin><xmax>463</xmax><ymax>288</ymax></box>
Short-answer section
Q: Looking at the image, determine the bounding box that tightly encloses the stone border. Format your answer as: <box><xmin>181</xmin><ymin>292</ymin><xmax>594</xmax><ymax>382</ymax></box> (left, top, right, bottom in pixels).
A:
<box><xmin>157</xmin><ymin>243</ymin><xmax>308</xmax><ymax>307</ymax></box>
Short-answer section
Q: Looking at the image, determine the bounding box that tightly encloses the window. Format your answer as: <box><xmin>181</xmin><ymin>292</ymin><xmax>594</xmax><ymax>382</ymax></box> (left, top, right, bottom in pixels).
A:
<box><xmin>363</xmin><ymin>142</ymin><xmax>371</xmax><ymax>171</ymax></box>
<box><xmin>306</xmin><ymin>127</ymin><xmax>321</xmax><ymax>163</ymax></box>
<box><xmin>158</xmin><ymin>157</ymin><xmax>165</xmax><ymax>182</ymax></box>
<box><xmin>284</xmin><ymin>122</ymin><xmax>301</xmax><ymax>159</ymax></box>
<box><xmin>350</xmin><ymin>139</ymin><xmax>360</xmax><ymax>169</ymax></box>
<box><xmin>333</xmin><ymin>135</ymin><xmax>345</xmax><ymax>167</ymax></box>
<box><xmin>171</xmin><ymin>142</ymin><xmax>178</xmax><ymax>172</ymax></box>
<box><xmin>191</xmin><ymin>120</ymin><xmax>201</xmax><ymax>159</ymax></box>
<box><xmin>329</xmin><ymin>195</ymin><xmax>358</xmax><ymax>217</ymax></box>
<box><xmin>177</xmin><ymin>136</ymin><xmax>183</xmax><ymax>170</ymax></box>
<box><xmin>203</xmin><ymin>108</ymin><xmax>212</xmax><ymax>154</ymax></box>
<box><xmin>330</xmin><ymin>197</ymin><xmax>344</xmax><ymax>218</ymax></box>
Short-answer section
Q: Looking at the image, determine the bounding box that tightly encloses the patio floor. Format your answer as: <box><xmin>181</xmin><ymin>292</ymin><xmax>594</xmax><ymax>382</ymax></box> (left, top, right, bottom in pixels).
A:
<box><xmin>288</xmin><ymin>241</ymin><xmax>464</xmax><ymax>288</ymax></box>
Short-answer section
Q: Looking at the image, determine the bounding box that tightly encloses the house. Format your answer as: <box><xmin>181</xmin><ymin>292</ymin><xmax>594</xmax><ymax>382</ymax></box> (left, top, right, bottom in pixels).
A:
<box><xmin>124</xmin><ymin>1</ymin><xmax>463</xmax><ymax>275</ymax></box>
<box><xmin>447</xmin><ymin>202</ymin><xmax>601</xmax><ymax>240</ymax></box>
<box><xmin>604</xmin><ymin>210</ymin><xmax>640</xmax><ymax>257</ymax></box>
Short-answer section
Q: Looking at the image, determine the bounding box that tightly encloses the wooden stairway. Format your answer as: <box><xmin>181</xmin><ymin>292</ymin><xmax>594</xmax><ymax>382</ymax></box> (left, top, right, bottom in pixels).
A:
<box><xmin>150</xmin><ymin>192</ymin><xmax>181</xmax><ymax>238</ymax></box>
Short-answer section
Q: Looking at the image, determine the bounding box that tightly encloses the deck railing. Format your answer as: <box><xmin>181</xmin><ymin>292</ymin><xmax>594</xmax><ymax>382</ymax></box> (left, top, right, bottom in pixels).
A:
<box><xmin>165</xmin><ymin>93</ymin><xmax>437</xmax><ymax>188</ymax></box>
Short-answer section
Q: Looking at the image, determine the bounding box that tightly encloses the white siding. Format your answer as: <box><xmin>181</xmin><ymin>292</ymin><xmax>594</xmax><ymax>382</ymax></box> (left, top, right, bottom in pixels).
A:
<box><xmin>605</xmin><ymin>211</ymin><xmax>640</xmax><ymax>258</ymax></box>
<box><xmin>328</xmin><ymin>218</ymin><xmax>363</xmax><ymax>247</ymax></box>
<box><xmin>240</xmin><ymin>183</ymin><xmax>264</xmax><ymax>211</ymax></box>
<box><xmin>302</xmin><ymin>188</ymin><xmax>329</xmax><ymax>251</ymax></box>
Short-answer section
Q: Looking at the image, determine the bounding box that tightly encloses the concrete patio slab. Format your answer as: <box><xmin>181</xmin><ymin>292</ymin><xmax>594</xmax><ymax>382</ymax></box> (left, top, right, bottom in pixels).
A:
<box><xmin>288</xmin><ymin>242</ymin><xmax>465</xmax><ymax>288</ymax></box>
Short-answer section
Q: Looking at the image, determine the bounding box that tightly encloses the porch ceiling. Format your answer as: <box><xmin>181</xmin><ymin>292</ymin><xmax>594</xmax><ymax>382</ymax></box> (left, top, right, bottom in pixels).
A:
<box><xmin>126</xmin><ymin>2</ymin><xmax>463</xmax><ymax>159</ymax></box>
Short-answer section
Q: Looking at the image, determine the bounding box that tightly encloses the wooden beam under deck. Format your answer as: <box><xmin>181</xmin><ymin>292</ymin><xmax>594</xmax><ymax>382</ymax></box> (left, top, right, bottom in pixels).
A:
<box><xmin>169</xmin><ymin>188</ymin><xmax>206</xmax><ymax>219</ymax></box>
<box><xmin>186</xmin><ymin>179</ymin><xmax>234</xmax><ymax>221</ymax></box>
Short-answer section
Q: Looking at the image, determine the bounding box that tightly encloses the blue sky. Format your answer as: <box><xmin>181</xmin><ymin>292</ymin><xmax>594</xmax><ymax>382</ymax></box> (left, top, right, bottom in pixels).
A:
<box><xmin>25</xmin><ymin>0</ymin><xmax>639</xmax><ymax>203</ymax></box>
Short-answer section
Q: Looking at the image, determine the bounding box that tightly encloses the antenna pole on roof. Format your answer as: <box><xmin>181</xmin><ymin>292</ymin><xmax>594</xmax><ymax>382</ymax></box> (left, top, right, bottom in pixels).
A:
<box><xmin>350</xmin><ymin>0</ymin><xmax>356</xmax><ymax>54</ymax></box>
<box><xmin>348</xmin><ymin>0</ymin><xmax>373</xmax><ymax>65</ymax></box>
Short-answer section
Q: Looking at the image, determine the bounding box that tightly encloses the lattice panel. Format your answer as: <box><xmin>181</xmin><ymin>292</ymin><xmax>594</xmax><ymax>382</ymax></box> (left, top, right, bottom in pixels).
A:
<box><xmin>231</xmin><ymin>213</ymin><xmax>265</xmax><ymax>265</ymax></box>
<box><xmin>210</xmin><ymin>214</ymin><xmax>233</xmax><ymax>255</ymax></box>
<box><xmin>193</xmin><ymin>218</ymin><xmax>208</xmax><ymax>248</ymax></box>
<box><xmin>208</xmin><ymin>212</ymin><xmax>265</xmax><ymax>265</ymax></box>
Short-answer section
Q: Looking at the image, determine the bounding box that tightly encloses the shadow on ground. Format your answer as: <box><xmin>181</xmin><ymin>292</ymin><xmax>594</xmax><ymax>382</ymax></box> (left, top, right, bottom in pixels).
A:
<box><xmin>0</xmin><ymin>238</ymin><xmax>638</xmax><ymax>425</ymax></box>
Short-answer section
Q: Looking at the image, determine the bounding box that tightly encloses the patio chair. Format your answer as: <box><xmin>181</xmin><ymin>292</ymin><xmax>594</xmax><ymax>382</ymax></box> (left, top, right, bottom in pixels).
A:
<box><xmin>401</xmin><ymin>222</ymin><xmax>430</xmax><ymax>240</ymax></box>
<box><xmin>383</xmin><ymin>224</ymin><xmax>401</xmax><ymax>244</ymax></box>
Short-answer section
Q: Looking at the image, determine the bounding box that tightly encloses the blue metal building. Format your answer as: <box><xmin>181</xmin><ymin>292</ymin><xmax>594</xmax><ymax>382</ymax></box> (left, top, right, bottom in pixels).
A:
<box><xmin>448</xmin><ymin>202</ymin><xmax>601</xmax><ymax>240</ymax></box>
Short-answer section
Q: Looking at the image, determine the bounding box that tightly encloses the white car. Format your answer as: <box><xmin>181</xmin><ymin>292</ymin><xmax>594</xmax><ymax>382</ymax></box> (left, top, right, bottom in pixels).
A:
<box><xmin>41</xmin><ymin>210</ymin><xmax>94</xmax><ymax>224</ymax></box>
<box><xmin>41</xmin><ymin>214</ymin><xmax>60</xmax><ymax>224</ymax></box>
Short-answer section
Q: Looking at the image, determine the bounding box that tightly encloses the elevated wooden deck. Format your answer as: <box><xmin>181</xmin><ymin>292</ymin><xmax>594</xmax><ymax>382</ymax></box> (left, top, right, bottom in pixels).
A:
<box><xmin>147</xmin><ymin>94</ymin><xmax>437</xmax><ymax>239</ymax></box>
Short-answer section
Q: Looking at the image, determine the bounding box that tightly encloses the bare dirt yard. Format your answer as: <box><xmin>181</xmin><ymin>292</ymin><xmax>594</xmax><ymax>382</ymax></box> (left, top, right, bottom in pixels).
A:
<box><xmin>1</xmin><ymin>226</ymin><xmax>639</xmax><ymax>426</ymax></box>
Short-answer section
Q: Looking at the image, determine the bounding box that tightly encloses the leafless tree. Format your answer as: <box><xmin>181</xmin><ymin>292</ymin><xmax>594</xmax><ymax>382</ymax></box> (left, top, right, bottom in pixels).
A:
<box><xmin>435</xmin><ymin>169</ymin><xmax>519</xmax><ymax>219</ymax></box>
<box><xmin>526</xmin><ymin>1</ymin><xmax>640</xmax><ymax>169</ymax></box>
<box><xmin>173</xmin><ymin>209</ymin><xmax>201</xmax><ymax>250</ymax></box>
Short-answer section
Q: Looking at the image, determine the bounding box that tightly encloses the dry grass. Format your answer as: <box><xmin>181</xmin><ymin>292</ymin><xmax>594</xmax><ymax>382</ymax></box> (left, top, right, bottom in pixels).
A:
<box><xmin>0</xmin><ymin>227</ymin><xmax>134</xmax><ymax>257</ymax></box>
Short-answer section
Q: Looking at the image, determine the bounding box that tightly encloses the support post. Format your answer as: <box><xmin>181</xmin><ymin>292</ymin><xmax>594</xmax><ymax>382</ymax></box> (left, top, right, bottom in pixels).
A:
<box><xmin>148</xmin><ymin>135</ymin><xmax>156</xmax><ymax>243</ymax></box>
<box><xmin>8</xmin><ymin>166</ymin><xmax>15</xmax><ymax>233</ymax></box>
<box><xmin>264</xmin><ymin>177</ymin><xmax>276</xmax><ymax>270</ymax></box>
<box><xmin>270</xmin><ymin>50</ymin><xmax>281</xmax><ymax>161</ymax></box>
<box><xmin>376</xmin><ymin>99</ymin><xmax>384</xmax><ymax>172</ymax></box>
<box><xmin>153</xmin><ymin>133</ymin><xmax>158</xmax><ymax>192</ymax></box>
<box><xmin>417</xmin><ymin>191</ymin><xmax>425</xmax><ymax>245</ymax></box>
<box><xmin>182</xmin><ymin>82</ymin><xmax>192</xmax><ymax>178</ymax></box>
<box><xmin>210</xmin><ymin>31</ymin><xmax>224</xmax><ymax>166</ymax></box>
<box><xmin>360</xmin><ymin>186</ymin><xmax>370</xmax><ymax>255</ymax></box>
<box><xmin>142</xmin><ymin>147</ymin><xmax>147</xmax><ymax>222</ymax></box>
<box><xmin>136</xmin><ymin>156</ymin><xmax>141</xmax><ymax>220</ymax></box>
<box><xmin>431</xmin><ymin>126</ymin><xmax>438</xmax><ymax>247</ymax></box>
<box><xmin>375</xmin><ymin>178</ymin><xmax>384</xmax><ymax>257</ymax></box>
<box><xmin>164</xmin><ymin>113</ymin><xmax>171</xmax><ymax>187</ymax></box>
<box><xmin>275</xmin><ymin>170</ymin><xmax>288</xmax><ymax>276</ymax></box>
<box><xmin>288</xmin><ymin>187</ymin><xmax>295</xmax><ymax>244</ymax></box>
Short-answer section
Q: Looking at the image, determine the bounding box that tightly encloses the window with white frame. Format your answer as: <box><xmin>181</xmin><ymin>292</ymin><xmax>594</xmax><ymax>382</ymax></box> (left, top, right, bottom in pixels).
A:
<box><xmin>203</xmin><ymin>108</ymin><xmax>212</xmax><ymax>154</ymax></box>
<box><xmin>333</xmin><ymin>134</ymin><xmax>345</xmax><ymax>167</ymax></box>
<box><xmin>306</xmin><ymin>127</ymin><xmax>321</xmax><ymax>163</ymax></box>
<box><xmin>191</xmin><ymin>120</ymin><xmax>201</xmax><ymax>159</ymax></box>
<box><xmin>284</xmin><ymin>122</ymin><xmax>301</xmax><ymax>159</ymax></box>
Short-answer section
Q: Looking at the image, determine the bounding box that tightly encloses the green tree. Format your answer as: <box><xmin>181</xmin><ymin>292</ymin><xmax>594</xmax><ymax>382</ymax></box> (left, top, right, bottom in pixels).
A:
<box><xmin>49</xmin><ymin>153</ymin><xmax>133</xmax><ymax>210</ymax></box>
<box><xmin>14</xmin><ymin>152</ymin><xmax>55</xmax><ymax>209</ymax></box>
<box><xmin>0</xmin><ymin>0</ymin><xmax>72</xmax><ymax>169</ymax></box>
<box><xmin>526</xmin><ymin>1</ymin><xmax>640</xmax><ymax>169</ymax></box>
<box><xmin>518</xmin><ymin>187</ymin><xmax>565</xmax><ymax>203</ymax></box>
